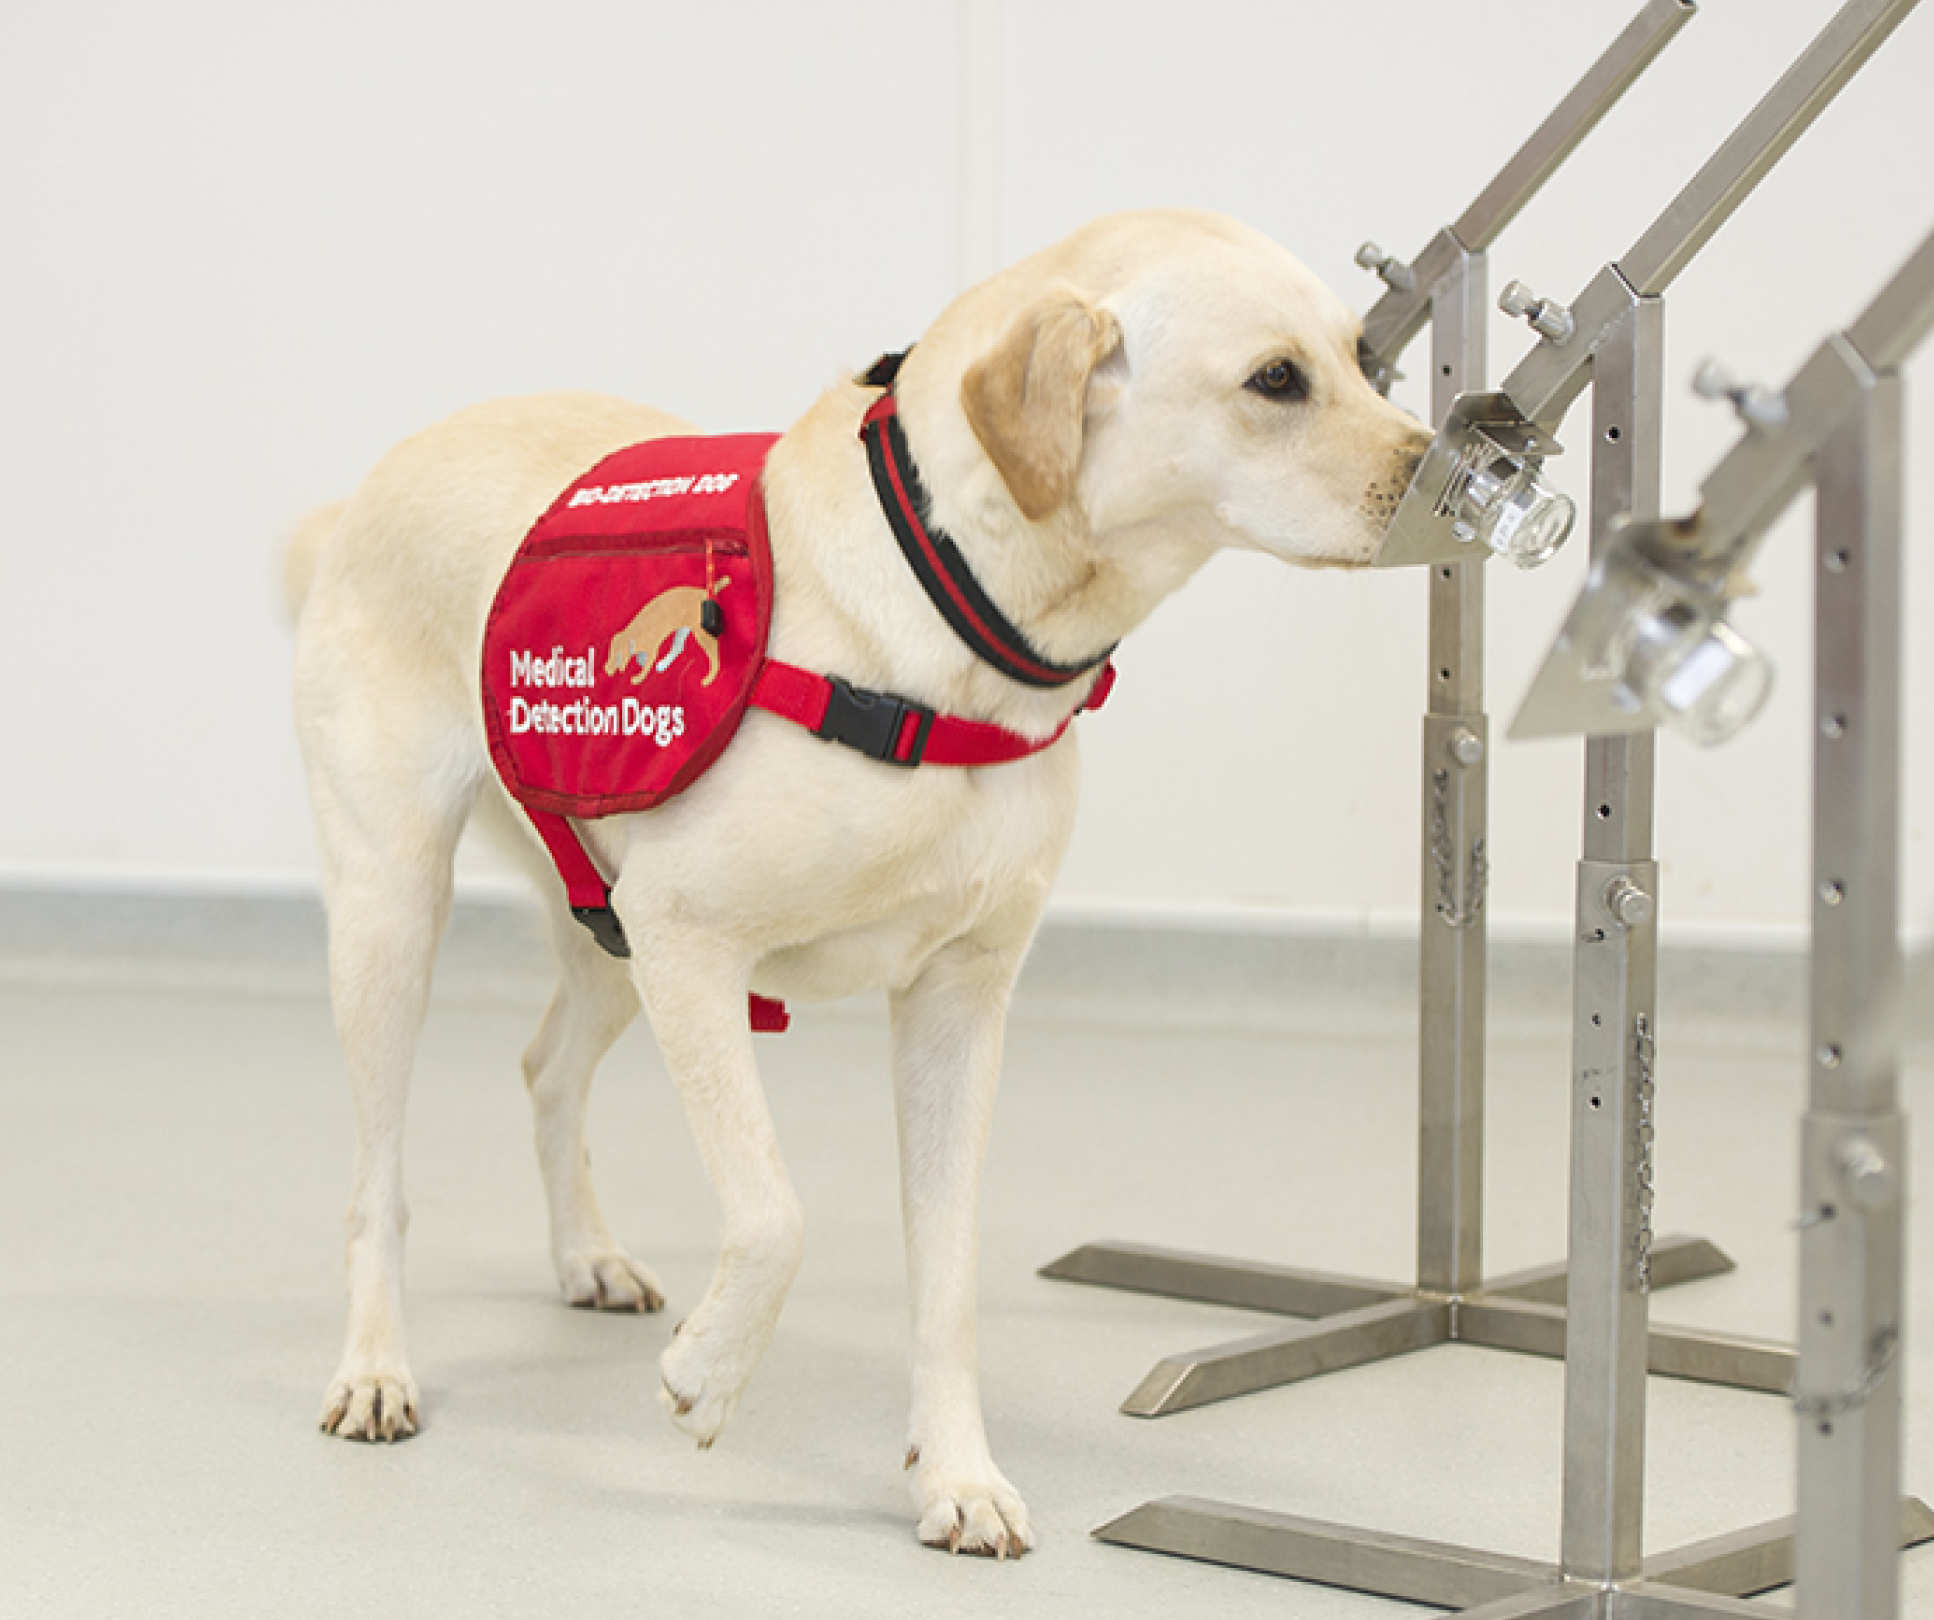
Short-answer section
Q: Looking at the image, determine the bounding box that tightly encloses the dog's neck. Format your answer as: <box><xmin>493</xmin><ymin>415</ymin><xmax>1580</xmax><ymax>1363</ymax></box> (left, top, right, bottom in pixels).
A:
<box><xmin>761</xmin><ymin>381</ymin><xmax>1214</xmax><ymax>736</ymax></box>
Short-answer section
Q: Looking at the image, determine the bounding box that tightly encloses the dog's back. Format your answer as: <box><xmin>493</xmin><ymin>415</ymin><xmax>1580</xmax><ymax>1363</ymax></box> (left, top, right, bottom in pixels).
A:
<box><xmin>286</xmin><ymin>394</ymin><xmax>695</xmax><ymax>681</ymax></box>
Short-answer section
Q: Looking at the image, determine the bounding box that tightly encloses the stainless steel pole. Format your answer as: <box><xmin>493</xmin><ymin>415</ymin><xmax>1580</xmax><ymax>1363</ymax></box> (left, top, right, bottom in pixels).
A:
<box><xmin>1799</xmin><ymin>361</ymin><xmax>1906</xmax><ymax>1618</ymax></box>
<box><xmin>1418</xmin><ymin>242</ymin><xmax>1490</xmax><ymax>1298</ymax></box>
<box><xmin>1561</xmin><ymin>287</ymin><xmax>1664</xmax><ymax>1585</ymax></box>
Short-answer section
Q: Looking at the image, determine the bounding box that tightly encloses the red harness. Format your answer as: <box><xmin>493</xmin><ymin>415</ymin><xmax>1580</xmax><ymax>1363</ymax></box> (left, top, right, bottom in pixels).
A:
<box><xmin>481</xmin><ymin>371</ymin><xmax>1114</xmax><ymax>1031</ymax></box>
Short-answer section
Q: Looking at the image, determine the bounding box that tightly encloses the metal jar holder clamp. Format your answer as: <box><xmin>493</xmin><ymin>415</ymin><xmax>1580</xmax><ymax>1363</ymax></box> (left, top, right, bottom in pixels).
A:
<box><xmin>1043</xmin><ymin>1</ymin><xmax>1932</xmax><ymax>1615</ymax></box>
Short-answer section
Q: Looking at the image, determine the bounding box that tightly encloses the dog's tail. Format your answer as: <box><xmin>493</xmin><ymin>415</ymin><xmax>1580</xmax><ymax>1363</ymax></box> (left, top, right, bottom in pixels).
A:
<box><xmin>280</xmin><ymin>499</ymin><xmax>348</xmax><ymax>624</ymax></box>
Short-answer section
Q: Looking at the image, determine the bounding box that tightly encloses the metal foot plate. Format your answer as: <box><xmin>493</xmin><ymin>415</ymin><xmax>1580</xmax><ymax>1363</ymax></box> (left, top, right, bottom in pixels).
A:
<box><xmin>1456</xmin><ymin>1297</ymin><xmax>1797</xmax><ymax>1394</ymax></box>
<box><xmin>1642</xmin><ymin>1494</ymin><xmax>1934</xmax><ymax>1597</ymax></box>
<box><xmin>1037</xmin><ymin>1239</ymin><xmax>1404</xmax><ymax>1318</ymax></box>
<box><xmin>1121</xmin><ymin>1297</ymin><xmax>1451</xmax><ymax>1417</ymax></box>
<box><xmin>1093</xmin><ymin>1494</ymin><xmax>1557</xmax><ymax>1609</ymax></box>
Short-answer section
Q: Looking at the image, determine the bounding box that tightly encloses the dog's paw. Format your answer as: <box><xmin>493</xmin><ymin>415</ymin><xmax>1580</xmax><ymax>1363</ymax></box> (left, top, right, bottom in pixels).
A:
<box><xmin>319</xmin><ymin>1370</ymin><xmax>419</xmax><ymax>1443</ymax></box>
<box><xmin>656</xmin><ymin>1317</ymin><xmax>754</xmax><ymax>1448</ymax></box>
<box><xmin>914</xmin><ymin>1472</ymin><xmax>1034</xmax><ymax>1559</ymax></box>
<box><xmin>558</xmin><ymin>1250</ymin><xmax>665</xmax><ymax>1313</ymax></box>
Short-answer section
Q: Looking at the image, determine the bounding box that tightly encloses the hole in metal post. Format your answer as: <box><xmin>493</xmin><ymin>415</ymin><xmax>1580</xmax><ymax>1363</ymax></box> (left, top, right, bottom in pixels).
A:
<box><xmin>1605</xmin><ymin>426</ymin><xmax>1622</xmax><ymax>442</ymax></box>
<box><xmin>1597</xmin><ymin>804</ymin><xmax>1613</xmax><ymax>820</ymax></box>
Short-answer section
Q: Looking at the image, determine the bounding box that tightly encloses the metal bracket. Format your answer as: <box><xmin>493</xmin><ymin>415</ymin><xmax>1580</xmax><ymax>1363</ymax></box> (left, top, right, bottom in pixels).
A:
<box><xmin>1372</xmin><ymin>390</ymin><xmax>1570</xmax><ymax>568</ymax></box>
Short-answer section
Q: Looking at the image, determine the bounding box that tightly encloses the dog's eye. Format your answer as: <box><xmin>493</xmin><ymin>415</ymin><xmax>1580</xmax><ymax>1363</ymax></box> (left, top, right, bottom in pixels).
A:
<box><xmin>1356</xmin><ymin>337</ymin><xmax>1394</xmax><ymax>398</ymax></box>
<box><xmin>1246</xmin><ymin>358</ymin><xmax>1309</xmax><ymax>402</ymax></box>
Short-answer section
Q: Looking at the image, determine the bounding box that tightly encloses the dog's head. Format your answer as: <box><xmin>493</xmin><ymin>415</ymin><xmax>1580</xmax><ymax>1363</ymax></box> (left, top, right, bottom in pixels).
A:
<box><xmin>925</xmin><ymin>210</ymin><xmax>1432</xmax><ymax>571</ymax></box>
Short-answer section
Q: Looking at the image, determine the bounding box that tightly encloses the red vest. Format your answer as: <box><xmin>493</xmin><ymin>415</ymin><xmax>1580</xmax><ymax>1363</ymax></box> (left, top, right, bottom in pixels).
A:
<box><xmin>482</xmin><ymin>433</ymin><xmax>779</xmax><ymax>818</ymax></box>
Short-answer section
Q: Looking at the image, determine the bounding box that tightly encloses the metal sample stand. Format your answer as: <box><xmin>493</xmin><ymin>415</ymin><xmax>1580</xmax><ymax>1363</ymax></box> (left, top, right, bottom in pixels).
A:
<box><xmin>1510</xmin><ymin>224</ymin><xmax>1934</xmax><ymax>1618</ymax></box>
<box><xmin>1084</xmin><ymin>1</ymin><xmax>1930</xmax><ymax>1613</ymax></box>
<box><xmin>1042</xmin><ymin>0</ymin><xmax>1779</xmax><ymax>1423</ymax></box>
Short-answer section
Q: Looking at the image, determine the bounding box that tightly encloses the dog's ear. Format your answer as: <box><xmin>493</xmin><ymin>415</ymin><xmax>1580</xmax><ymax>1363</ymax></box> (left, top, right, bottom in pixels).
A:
<box><xmin>961</xmin><ymin>287</ymin><xmax>1122</xmax><ymax>522</ymax></box>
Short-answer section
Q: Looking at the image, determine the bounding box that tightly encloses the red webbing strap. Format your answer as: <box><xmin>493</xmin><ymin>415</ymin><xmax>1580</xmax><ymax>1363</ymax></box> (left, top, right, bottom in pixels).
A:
<box><xmin>523</xmin><ymin>805</ymin><xmax>789</xmax><ymax>1034</ymax></box>
<box><xmin>527</xmin><ymin>805</ymin><xmax>611</xmax><ymax>913</ymax></box>
<box><xmin>747</xmin><ymin>658</ymin><xmax>1114</xmax><ymax>766</ymax></box>
<box><xmin>744</xmin><ymin>658</ymin><xmax>837</xmax><ymax>732</ymax></box>
<box><xmin>747</xmin><ymin>995</ymin><xmax>791</xmax><ymax>1033</ymax></box>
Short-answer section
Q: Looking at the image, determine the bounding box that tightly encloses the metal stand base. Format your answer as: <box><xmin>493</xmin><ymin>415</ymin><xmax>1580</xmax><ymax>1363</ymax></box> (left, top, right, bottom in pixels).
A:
<box><xmin>1039</xmin><ymin>1233</ymin><xmax>1795</xmax><ymax>1416</ymax></box>
<box><xmin>1095</xmin><ymin>1493</ymin><xmax>1934</xmax><ymax>1616</ymax></box>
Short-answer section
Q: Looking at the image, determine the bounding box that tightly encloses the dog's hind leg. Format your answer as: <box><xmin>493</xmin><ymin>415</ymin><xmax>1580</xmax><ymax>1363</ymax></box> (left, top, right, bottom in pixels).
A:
<box><xmin>302</xmin><ymin>687</ymin><xmax>480</xmax><ymax>1443</ymax></box>
<box><xmin>523</xmin><ymin>907</ymin><xmax>664</xmax><ymax>1312</ymax></box>
<box><xmin>891</xmin><ymin>935</ymin><xmax>1034</xmax><ymax>1556</ymax></box>
<box><xmin>625</xmin><ymin>928</ymin><xmax>802</xmax><ymax>1448</ymax></box>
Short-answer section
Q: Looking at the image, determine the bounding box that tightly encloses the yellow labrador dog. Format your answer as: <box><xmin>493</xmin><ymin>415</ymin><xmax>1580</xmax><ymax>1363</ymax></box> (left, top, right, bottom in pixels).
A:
<box><xmin>286</xmin><ymin>209</ymin><xmax>1430</xmax><ymax>1556</ymax></box>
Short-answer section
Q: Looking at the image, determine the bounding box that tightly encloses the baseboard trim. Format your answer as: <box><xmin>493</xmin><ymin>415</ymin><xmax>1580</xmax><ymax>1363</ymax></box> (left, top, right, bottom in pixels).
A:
<box><xmin>0</xmin><ymin>881</ymin><xmax>1925</xmax><ymax>1045</ymax></box>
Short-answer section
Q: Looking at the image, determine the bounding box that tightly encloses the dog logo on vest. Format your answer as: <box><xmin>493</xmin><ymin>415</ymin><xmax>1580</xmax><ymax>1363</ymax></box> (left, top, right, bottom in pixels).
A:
<box><xmin>605</xmin><ymin>577</ymin><xmax>732</xmax><ymax>687</ymax></box>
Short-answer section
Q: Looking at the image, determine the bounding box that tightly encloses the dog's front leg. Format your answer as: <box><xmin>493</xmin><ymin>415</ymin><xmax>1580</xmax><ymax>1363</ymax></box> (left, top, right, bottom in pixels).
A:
<box><xmin>630</xmin><ymin>933</ymin><xmax>802</xmax><ymax>1448</ymax></box>
<box><xmin>891</xmin><ymin>939</ymin><xmax>1033</xmax><ymax>1558</ymax></box>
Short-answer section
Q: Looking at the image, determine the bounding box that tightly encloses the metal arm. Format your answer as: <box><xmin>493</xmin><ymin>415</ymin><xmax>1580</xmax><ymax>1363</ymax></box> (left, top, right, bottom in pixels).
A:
<box><xmin>1703</xmin><ymin>227</ymin><xmax>1934</xmax><ymax>578</ymax></box>
<box><xmin>1359</xmin><ymin>0</ymin><xmax>1696</xmax><ymax>371</ymax></box>
<box><xmin>1460</xmin><ymin>0</ymin><xmax>1699</xmax><ymax>253</ymax></box>
<box><xmin>1848</xmin><ymin>224</ymin><xmax>1934</xmax><ymax>372</ymax></box>
<box><xmin>1509</xmin><ymin>222</ymin><xmax>1934</xmax><ymax>744</ymax></box>
<box><xmin>1621</xmin><ymin>0</ymin><xmax>1919</xmax><ymax>297</ymax></box>
<box><xmin>1373</xmin><ymin>0</ymin><xmax>1923</xmax><ymax>570</ymax></box>
<box><xmin>1509</xmin><ymin>0</ymin><xmax>1918</xmax><ymax>430</ymax></box>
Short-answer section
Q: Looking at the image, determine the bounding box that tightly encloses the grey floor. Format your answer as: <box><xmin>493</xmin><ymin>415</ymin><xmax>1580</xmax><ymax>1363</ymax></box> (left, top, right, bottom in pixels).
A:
<box><xmin>3</xmin><ymin>924</ymin><xmax>1931</xmax><ymax>1620</ymax></box>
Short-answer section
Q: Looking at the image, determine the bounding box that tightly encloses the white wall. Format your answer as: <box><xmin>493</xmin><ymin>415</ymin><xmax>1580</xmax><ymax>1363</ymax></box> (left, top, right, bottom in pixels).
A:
<box><xmin>3</xmin><ymin>0</ymin><xmax>1930</xmax><ymax>945</ymax></box>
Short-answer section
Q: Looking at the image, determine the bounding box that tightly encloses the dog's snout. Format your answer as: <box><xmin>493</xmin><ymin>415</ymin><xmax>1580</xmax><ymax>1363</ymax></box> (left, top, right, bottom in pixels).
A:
<box><xmin>1358</xmin><ymin>437</ymin><xmax>1429</xmax><ymax>534</ymax></box>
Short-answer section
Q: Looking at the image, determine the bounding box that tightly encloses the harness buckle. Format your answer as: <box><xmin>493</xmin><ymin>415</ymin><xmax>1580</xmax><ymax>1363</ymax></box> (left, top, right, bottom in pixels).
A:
<box><xmin>570</xmin><ymin>905</ymin><xmax>631</xmax><ymax>958</ymax></box>
<box><xmin>817</xmin><ymin>676</ymin><xmax>934</xmax><ymax>766</ymax></box>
